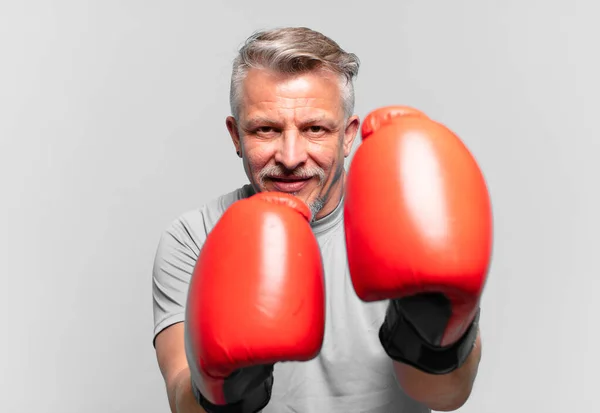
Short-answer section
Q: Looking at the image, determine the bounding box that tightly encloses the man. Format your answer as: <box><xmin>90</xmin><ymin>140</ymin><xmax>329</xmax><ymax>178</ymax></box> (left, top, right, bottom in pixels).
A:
<box><xmin>152</xmin><ymin>27</ymin><xmax>491</xmax><ymax>413</ymax></box>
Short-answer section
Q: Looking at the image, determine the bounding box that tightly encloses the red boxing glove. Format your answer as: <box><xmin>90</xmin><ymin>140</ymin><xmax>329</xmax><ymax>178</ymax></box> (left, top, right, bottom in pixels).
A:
<box><xmin>185</xmin><ymin>192</ymin><xmax>325</xmax><ymax>412</ymax></box>
<box><xmin>344</xmin><ymin>106</ymin><xmax>493</xmax><ymax>374</ymax></box>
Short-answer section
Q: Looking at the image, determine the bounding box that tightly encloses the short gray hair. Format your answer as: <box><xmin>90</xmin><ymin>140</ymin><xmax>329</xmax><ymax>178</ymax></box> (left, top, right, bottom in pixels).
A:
<box><xmin>229</xmin><ymin>27</ymin><xmax>360</xmax><ymax>120</ymax></box>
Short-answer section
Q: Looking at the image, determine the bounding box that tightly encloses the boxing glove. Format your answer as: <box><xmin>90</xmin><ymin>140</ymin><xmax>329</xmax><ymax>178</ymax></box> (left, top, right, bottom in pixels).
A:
<box><xmin>344</xmin><ymin>106</ymin><xmax>493</xmax><ymax>374</ymax></box>
<box><xmin>184</xmin><ymin>192</ymin><xmax>325</xmax><ymax>413</ymax></box>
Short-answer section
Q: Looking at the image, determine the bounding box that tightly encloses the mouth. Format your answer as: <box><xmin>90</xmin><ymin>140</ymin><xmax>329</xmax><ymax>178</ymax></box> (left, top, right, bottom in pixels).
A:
<box><xmin>268</xmin><ymin>176</ymin><xmax>312</xmax><ymax>193</ymax></box>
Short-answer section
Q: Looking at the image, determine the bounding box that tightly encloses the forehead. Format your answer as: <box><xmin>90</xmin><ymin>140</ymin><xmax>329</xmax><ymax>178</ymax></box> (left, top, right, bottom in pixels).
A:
<box><xmin>239</xmin><ymin>68</ymin><xmax>344</xmax><ymax>119</ymax></box>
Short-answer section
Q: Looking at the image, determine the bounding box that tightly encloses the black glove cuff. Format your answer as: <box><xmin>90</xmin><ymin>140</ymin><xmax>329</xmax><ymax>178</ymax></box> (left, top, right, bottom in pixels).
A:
<box><xmin>192</xmin><ymin>374</ymin><xmax>273</xmax><ymax>413</ymax></box>
<box><xmin>379</xmin><ymin>302</ymin><xmax>480</xmax><ymax>375</ymax></box>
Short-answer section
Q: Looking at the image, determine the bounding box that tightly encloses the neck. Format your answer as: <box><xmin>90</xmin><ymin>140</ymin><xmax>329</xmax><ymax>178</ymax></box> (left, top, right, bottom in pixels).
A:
<box><xmin>314</xmin><ymin>171</ymin><xmax>346</xmax><ymax>221</ymax></box>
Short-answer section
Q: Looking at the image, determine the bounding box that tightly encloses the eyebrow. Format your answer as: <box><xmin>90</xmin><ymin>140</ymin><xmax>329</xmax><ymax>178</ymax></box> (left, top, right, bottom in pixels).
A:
<box><xmin>244</xmin><ymin>115</ymin><xmax>334</xmax><ymax>128</ymax></box>
<box><xmin>244</xmin><ymin>116</ymin><xmax>280</xmax><ymax>127</ymax></box>
<box><xmin>299</xmin><ymin>116</ymin><xmax>331</xmax><ymax>125</ymax></box>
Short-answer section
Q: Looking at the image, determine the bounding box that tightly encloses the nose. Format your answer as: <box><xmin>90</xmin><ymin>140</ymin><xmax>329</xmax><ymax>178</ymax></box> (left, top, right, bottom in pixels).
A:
<box><xmin>274</xmin><ymin>129</ymin><xmax>308</xmax><ymax>171</ymax></box>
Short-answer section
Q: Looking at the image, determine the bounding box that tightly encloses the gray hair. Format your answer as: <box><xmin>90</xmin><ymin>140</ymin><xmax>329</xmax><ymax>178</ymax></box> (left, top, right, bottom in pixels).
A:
<box><xmin>229</xmin><ymin>27</ymin><xmax>360</xmax><ymax>120</ymax></box>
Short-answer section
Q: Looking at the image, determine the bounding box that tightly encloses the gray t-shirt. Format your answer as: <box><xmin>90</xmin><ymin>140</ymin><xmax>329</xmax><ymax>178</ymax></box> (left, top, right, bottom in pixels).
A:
<box><xmin>152</xmin><ymin>184</ymin><xmax>430</xmax><ymax>413</ymax></box>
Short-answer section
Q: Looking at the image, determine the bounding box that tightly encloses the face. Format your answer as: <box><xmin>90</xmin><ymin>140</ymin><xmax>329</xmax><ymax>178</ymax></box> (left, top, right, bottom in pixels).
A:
<box><xmin>226</xmin><ymin>68</ymin><xmax>359</xmax><ymax>220</ymax></box>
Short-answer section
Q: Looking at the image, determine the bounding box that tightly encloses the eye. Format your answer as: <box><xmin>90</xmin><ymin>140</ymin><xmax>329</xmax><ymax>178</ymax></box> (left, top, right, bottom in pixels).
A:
<box><xmin>253</xmin><ymin>126</ymin><xmax>280</xmax><ymax>137</ymax></box>
<box><xmin>307</xmin><ymin>125</ymin><xmax>325</xmax><ymax>134</ymax></box>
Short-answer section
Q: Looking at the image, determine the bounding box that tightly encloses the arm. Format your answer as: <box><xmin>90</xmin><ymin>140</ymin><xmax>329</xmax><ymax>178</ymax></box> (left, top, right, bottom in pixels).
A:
<box><xmin>393</xmin><ymin>330</ymin><xmax>482</xmax><ymax>411</ymax></box>
<box><xmin>152</xmin><ymin>212</ymin><xmax>209</xmax><ymax>412</ymax></box>
<box><xmin>155</xmin><ymin>323</ymin><xmax>207</xmax><ymax>413</ymax></box>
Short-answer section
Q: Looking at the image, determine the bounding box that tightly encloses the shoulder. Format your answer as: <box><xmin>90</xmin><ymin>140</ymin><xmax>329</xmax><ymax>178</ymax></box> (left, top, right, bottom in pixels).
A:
<box><xmin>197</xmin><ymin>183</ymin><xmax>255</xmax><ymax>232</ymax></box>
<box><xmin>152</xmin><ymin>183</ymin><xmax>255</xmax><ymax>288</ymax></box>
<box><xmin>163</xmin><ymin>184</ymin><xmax>255</xmax><ymax>247</ymax></box>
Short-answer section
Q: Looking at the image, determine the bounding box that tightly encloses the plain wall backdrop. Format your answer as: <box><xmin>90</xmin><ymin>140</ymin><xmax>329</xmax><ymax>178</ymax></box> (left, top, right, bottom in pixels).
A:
<box><xmin>1</xmin><ymin>1</ymin><xmax>598</xmax><ymax>412</ymax></box>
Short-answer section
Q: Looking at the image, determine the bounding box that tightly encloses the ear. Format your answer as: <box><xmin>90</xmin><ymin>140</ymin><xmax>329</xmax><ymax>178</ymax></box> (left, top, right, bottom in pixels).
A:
<box><xmin>343</xmin><ymin>115</ymin><xmax>360</xmax><ymax>157</ymax></box>
<box><xmin>226</xmin><ymin>116</ymin><xmax>241</xmax><ymax>155</ymax></box>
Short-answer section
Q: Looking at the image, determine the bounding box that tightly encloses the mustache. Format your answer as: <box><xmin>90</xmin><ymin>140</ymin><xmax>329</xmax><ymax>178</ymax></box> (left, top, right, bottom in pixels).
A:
<box><xmin>258</xmin><ymin>165</ymin><xmax>326</xmax><ymax>186</ymax></box>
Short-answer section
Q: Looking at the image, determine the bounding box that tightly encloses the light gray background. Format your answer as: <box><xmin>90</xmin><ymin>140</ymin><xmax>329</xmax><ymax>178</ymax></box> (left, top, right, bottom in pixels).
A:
<box><xmin>1</xmin><ymin>1</ymin><xmax>597</xmax><ymax>412</ymax></box>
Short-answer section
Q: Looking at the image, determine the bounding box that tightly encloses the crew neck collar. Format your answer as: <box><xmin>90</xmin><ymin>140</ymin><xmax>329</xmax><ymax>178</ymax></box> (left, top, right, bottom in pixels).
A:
<box><xmin>311</xmin><ymin>196</ymin><xmax>344</xmax><ymax>235</ymax></box>
<box><xmin>241</xmin><ymin>184</ymin><xmax>344</xmax><ymax>234</ymax></box>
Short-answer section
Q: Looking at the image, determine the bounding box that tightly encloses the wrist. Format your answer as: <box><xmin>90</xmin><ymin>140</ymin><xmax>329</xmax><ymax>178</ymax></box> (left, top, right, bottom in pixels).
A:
<box><xmin>393</xmin><ymin>331</ymin><xmax>482</xmax><ymax>411</ymax></box>
<box><xmin>379</xmin><ymin>300</ymin><xmax>480</xmax><ymax>375</ymax></box>
<box><xmin>190</xmin><ymin>369</ymin><xmax>273</xmax><ymax>413</ymax></box>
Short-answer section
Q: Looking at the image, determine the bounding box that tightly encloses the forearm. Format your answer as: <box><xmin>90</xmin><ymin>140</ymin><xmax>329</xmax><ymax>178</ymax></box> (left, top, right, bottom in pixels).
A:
<box><xmin>393</xmin><ymin>330</ymin><xmax>482</xmax><ymax>411</ymax></box>
<box><xmin>168</xmin><ymin>368</ymin><xmax>207</xmax><ymax>413</ymax></box>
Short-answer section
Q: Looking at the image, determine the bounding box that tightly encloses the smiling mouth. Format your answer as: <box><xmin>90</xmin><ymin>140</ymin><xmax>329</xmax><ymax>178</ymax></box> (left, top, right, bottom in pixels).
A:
<box><xmin>271</xmin><ymin>176</ymin><xmax>309</xmax><ymax>182</ymax></box>
<box><xmin>269</xmin><ymin>176</ymin><xmax>312</xmax><ymax>192</ymax></box>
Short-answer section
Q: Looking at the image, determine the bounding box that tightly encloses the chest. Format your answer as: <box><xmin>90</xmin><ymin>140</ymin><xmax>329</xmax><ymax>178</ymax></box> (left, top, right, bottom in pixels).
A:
<box><xmin>316</xmin><ymin>229</ymin><xmax>389</xmax><ymax>358</ymax></box>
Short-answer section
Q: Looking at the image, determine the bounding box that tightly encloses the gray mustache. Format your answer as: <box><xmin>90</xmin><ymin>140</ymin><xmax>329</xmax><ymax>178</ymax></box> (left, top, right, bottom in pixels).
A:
<box><xmin>258</xmin><ymin>166</ymin><xmax>326</xmax><ymax>186</ymax></box>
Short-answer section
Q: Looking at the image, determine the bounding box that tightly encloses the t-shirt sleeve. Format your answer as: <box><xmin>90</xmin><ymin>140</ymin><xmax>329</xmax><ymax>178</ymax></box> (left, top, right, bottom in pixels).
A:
<box><xmin>151</xmin><ymin>211</ymin><xmax>206</xmax><ymax>346</ymax></box>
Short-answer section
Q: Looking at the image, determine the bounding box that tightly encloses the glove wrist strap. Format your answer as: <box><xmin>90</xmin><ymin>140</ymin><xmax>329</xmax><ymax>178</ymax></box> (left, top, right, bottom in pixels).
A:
<box><xmin>379</xmin><ymin>302</ymin><xmax>480</xmax><ymax>375</ymax></box>
<box><xmin>192</xmin><ymin>375</ymin><xmax>273</xmax><ymax>413</ymax></box>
